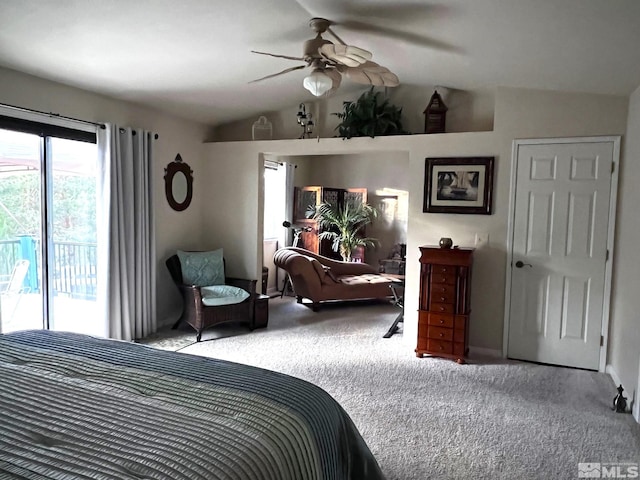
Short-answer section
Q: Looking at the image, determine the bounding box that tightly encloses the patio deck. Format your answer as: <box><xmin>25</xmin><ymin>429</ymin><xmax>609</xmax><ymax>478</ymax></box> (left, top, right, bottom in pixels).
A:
<box><xmin>1</xmin><ymin>292</ymin><xmax>102</xmax><ymax>336</ymax></box>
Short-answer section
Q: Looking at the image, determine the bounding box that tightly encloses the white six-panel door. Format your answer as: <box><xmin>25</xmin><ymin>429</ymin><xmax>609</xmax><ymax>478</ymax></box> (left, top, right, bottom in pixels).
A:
<box><xmin>507</xmin><ymin>139</ymin><xmax>616</xmax><ymax>370</ymax></box>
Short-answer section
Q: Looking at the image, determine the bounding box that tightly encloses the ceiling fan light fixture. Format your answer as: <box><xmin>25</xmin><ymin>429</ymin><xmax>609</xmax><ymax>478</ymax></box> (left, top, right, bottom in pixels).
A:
<box><xmin>303</xmin><ymin>69</ymin><xmax>334</xmax><ymax>96</ymax></box>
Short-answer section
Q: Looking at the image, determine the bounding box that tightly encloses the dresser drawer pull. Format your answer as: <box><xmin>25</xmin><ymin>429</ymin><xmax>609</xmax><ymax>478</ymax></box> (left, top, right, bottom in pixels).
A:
<box><xmin>440</xmin><ymin>296</ymin><xmax>446</xmax><ymax>301</ymax></box>
<box><xmin>439</xmin><ymin>333</ymin><xmax>444</xmax><ymax>337</ymax></box>
<box><xmin>439</xmin><ymin>319</ymin><xmax>445</xmax><ymax>324</ymax></box>
<box><xmin>439</xmin><ymin>306</ymin><xmax>445</xmax><ymax>311</ymax></box>
<box><xmin>439</xmin><ymin>345</ymin><xmax>444</xmax><ymax>350</ymax></box>
<box><xmin>440</xmin><ymin>277</ymin><xmax>447</xmax><ymax>282</ymax></box>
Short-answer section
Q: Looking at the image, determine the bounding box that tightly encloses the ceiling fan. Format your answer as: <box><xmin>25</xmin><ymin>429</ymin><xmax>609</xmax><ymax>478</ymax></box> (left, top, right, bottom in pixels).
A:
<box><xmin>250</xmin><ymin>17</ymin><xmax>399</xmax><ymax>97</ymax></box>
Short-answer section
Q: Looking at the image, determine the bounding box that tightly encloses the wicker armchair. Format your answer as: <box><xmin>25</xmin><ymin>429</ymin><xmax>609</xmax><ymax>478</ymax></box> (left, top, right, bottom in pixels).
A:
<box><xmin>166</xmin><ymin>254</ymin><xmax>257</xmax><ymax>342</ymax></box>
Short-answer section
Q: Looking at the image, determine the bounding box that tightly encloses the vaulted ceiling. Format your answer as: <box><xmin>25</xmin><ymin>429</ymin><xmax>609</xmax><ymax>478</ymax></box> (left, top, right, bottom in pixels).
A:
<box><xmin>1</xmin><ymin>0</ymin><xmax>639</xmax><ymax>126</ymax></box>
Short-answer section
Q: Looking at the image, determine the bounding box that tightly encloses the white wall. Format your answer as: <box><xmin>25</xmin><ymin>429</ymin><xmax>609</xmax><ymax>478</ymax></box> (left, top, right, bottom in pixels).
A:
<box><xmin>288</xmin><ymin>155</ymin><xmax>313</xmax><ymax>187</ymax></box>
<box><xmin>490</xmin><ymin>87</ymin><xmax>630</xmax><ymax>354</ymax></box>
<box><xmin>389</xmin><ymin>86</ymin><xmax>495</xmax><ymax>135</ymax></box>
<box><xmin>5</xmin><ymin>65</ymin><xmax>635</xmax><ymax>386</ymax></box>
<box><xmin>297</xmin><ymin>152</ymin><xmax>410</xmax><ymax>268</ymax></box>
<box><xmin>609</xmin><ymin>84</ymin><xmax>640</xmax><ymax>415</ymax></box>
<box><xmin>200</xmin><ymin>142</ymin><xmax>264</xmax><ymax>280</ymax></box>
<box><xmin>203</xmin><ymin>86</ymin><xmax>631</xmax><ymax>358</ymax></box>
<box><xmin>0</xmin><ymin>66</ymin><xmax>211</xmax><ymax>327</ymax></box>
<box><xmin>405</xmin><ymin>132</ymin><xmax>500</xmax><ymax>350</ymax></box>
<box><xmin>213</xmin><ymin>85</ymin><xmax>495</xmax><ymax>142</ymax></box>
<box><xmin>265</xmin><ymin>152</ymin><xmax>409</xmax><ymax>269</ymax></box>
<box><xmin>203</xmin><ymin>132</ymin><xmax>498</xmax><ymax>350</ymax></box>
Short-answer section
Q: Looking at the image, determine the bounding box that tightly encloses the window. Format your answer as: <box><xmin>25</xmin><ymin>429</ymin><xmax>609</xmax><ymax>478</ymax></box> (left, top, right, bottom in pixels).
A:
<box><xmin>263</xmin><ymin>162</ymin><xmax>286</xmax><ymax>241</ymax></box>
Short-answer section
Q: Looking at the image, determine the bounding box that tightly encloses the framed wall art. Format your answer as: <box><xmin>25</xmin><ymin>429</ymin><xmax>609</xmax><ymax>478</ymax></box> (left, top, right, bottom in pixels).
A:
<box><xmin>423</xmin><ymin>157</ymin><xmax>495</xmax><ymax>214</ymax></box>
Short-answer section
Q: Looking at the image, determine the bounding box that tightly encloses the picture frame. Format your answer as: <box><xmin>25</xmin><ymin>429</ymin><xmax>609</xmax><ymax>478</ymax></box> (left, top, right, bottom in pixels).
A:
<box><xmin>423</xmin><ymin>157</ymin><xmax>495</xmax><ymax>214</ymax></box>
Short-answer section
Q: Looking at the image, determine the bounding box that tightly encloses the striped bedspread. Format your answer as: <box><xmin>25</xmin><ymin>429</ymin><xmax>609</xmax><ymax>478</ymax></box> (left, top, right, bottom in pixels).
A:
<box><xmin>0</xmin><ymin>330</ymin><xmax>384</xmax><ymax>480</ymax></box>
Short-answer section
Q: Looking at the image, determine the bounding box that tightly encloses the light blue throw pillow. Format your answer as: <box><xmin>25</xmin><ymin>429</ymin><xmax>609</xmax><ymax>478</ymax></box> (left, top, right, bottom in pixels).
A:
<box><xmin>177</xmin><ymin>249</ymin><xmax>225</xmax><ymax>287</ymax></box>
<box><xmin>201</xmin><ymin>285</ymin><xmax>250</xmax><ymax>307</ymax></box>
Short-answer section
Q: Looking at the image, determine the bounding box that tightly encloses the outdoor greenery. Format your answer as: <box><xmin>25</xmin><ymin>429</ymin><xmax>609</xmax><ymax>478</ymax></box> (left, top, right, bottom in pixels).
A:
<box><xmin>333</xmin><ymin>87</ymin><xmax>409</xmax><ymax>139</ymax></box>
<box><xmin>313</xmin><ymin>201</ymin><xmax>379</xmax><ymax>262</ymax></box>
<box><xmin>0</xmin><ymin>172</ymin><xmax>96</xmax><ymax>243</ymax></box>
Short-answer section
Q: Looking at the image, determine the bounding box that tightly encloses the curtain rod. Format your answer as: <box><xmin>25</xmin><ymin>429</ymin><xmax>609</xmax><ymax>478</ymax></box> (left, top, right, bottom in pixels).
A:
<box><xmin>118</xmin><ymin>128</ymin><xmax>159</xmax><ymax>139</ymax></box>
<box><xmin>265</xmin><ymin>160</ymin><xmax>297</xmax><ymax>169</ymax></box>
<box><xmin>0</xmin><ymin>102</ymin><xmax>106</xmax><ymax>129</ymax></box>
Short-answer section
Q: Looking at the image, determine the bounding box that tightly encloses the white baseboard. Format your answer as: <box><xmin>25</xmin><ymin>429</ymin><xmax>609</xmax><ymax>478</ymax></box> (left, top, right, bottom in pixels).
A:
<box><xmin>605</xmin><ymin>365</ymin><xmax>639</xmax><ymax>423</ymax></box>
<box><xmin>635</xmin><ymin>361</ymin><xmax>640</xmax><ymax>423</ymax></box>
<box><xmin>469</xmin><ymin>346</ymin><xmax>503</xmax><ymax>358</ymax></box>
<box><xmin>606</xmin><ymin>364</ymin><xmax>622</xmax><ymax>389</ymax></box>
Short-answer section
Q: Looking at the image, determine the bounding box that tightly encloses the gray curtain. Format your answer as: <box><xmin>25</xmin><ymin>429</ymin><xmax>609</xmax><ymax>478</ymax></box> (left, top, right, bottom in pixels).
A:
<box><xmin>97</xmin><ymin>125</ymin><xmax>156</xmax><ymax>341</ymax></box>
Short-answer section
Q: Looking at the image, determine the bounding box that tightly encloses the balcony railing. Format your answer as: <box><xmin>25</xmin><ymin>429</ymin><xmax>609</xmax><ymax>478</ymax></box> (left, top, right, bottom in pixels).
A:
<box><xmin>0</xmin><ymin>237</ymin><xmax>97</xmax><ymax>300</ymax></box>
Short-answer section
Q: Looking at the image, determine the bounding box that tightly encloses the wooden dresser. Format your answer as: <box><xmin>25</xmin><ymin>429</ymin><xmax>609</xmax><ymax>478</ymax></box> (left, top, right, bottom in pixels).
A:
<box><xmin>416</xmin><ymin>246</ymin><xmax>473</xmax><ymax>363</ymax></box>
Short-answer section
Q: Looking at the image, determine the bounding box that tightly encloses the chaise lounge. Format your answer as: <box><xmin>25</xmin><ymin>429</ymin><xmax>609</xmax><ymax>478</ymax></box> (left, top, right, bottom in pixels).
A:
<box><xmin>273</xmin><ymin>247</ymin><xmax>400</xmax><ymax>310</ymax></box>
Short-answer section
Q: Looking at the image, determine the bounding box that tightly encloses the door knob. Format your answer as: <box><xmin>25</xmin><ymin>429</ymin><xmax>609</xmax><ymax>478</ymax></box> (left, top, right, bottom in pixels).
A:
<box><xmin>515</xmin><ymin>261</ymin><xmax>533</xmax><ymax>268</ymax></box>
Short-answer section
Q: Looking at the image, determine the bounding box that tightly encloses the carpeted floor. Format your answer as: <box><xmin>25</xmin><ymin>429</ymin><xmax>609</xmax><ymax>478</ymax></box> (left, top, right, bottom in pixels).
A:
<box><xmin>144</xmin><ymin>297</ymin><xmax>640</xmax><ymax>480</ymax></box>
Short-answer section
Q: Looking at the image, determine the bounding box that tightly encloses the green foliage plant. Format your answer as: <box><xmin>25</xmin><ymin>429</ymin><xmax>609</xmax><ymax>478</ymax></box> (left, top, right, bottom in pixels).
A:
<box><xmin>313</xmin><ymin>201</ymin><xmax>379</xmax><ymax>262</ymax></box>
<box><xmin>333</xmin><ymin>87</ymin><xmax>409</xmax><ymax>139</ymax></box>
<box><xmin>0</xmin><ymin>172</ymin><xmax>96</xmax><ymax>242</ymax></box>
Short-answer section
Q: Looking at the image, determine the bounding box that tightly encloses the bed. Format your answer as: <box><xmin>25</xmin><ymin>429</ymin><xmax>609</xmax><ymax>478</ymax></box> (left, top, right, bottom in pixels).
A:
<box><xmin>0</xmin><ymin>330</ymin><xmax>384</xmax><ymax>479</ymax></box>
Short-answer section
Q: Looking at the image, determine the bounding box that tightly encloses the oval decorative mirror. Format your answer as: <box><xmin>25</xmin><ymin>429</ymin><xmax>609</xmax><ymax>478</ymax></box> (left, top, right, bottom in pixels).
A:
<box><xmin>164</xmin><ymin>154</ymin><xmax>193</xmax><ymax>211</ymax></box>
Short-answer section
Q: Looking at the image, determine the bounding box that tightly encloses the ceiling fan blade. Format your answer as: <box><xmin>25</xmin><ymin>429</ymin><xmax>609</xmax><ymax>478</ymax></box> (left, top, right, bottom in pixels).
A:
<box><xmin>339</xmin><ymin>21</ymin><xmax>462</xmax><ymax>53</ymax></box>
<box><xmin>341</xmin><ymin>61</ymin><xmax>400</xmax><ymax>87</ymax></box>
<box><xmin>295</xmin><ymin>0</ymin><xmax>452</xmax><ymax>24</ymax></box>
<box><xmin>251</xmin><ymin>50</ymin><xmax>305</xmax><ymax>62</ymax></box>
<box><xmin>249</xmin><ymin>65</ymin><xmax>307</xmax><ymax>84</ymax></box>
<box><xmin>319</xmin><ymin>44</ymin><xmax>372</xmax><ymax>67</ymax></box>
<box><xmin>293</xmin><ymin>0</ymin><xmax>458</xmax><ymax>51</ymax></box>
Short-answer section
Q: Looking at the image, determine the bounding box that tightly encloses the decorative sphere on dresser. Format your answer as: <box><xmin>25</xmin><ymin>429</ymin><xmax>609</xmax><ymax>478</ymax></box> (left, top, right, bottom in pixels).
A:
<box><xmin>439</xmin><ymin>237</ymin><xmax>453</xmax><ymax>249</ymax></box>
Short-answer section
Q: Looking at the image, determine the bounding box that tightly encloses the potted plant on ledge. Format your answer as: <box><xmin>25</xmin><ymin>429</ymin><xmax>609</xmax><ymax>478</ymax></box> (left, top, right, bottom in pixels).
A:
<box><xmin>334</xmin><ymin>87</ymin><xmax>409</xmax><ymax>139</ymax></box>
<box><xmin>313</xmin><ymin>201</ymin><xmax>379</xmax><ymax>262</ymax></box>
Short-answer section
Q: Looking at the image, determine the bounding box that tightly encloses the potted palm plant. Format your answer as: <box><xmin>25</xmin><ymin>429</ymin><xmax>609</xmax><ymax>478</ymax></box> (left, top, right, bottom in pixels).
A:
<box><xmin>313</xmin><ymin>201</ymin><xmax>379</xmax><ymax>262</ymax></box>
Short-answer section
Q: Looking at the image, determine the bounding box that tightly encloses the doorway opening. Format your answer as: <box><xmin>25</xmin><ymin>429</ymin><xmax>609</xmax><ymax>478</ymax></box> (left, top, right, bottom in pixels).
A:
<box><xmin>262</xmin><ymin>159</ymin><xmax>288</xmax><ymax>296</ymax></box>
<box><xmin>260</xmin><ymin>151</ymin><xmax>409</xmax><ymax>295</ymax></box>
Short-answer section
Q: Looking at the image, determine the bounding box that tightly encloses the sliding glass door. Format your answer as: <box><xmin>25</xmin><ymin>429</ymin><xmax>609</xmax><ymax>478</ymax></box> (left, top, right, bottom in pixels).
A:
<box><xmin>0</xmin><ymin>118</ymin><xmax>101</xmax><ymax>335</ymax></box>
<box><xmin>0</xmin><ymin>128</ymin><xmax>44</xmax><ymax>330</ymax></box>
<box><xmin>47</xmin><ymin>136</ymin><xmax>99</xmax><ymax>334</ymax></box>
